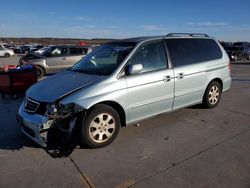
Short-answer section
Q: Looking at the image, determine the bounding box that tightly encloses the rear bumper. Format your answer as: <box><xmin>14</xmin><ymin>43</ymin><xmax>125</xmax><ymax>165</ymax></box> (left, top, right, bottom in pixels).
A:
<box><xmin>17</xmin><ymin>103</ymin><xmax>53</xmax><ymax>147</ymax></box>
<box><xmin>223</xmin><ymin>77</ymin><xmax>231</xmax><ymax>92</ymax></box>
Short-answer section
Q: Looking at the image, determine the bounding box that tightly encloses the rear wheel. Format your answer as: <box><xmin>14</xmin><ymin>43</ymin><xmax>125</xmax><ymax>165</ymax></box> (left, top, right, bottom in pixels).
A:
<box><xmin>4</xmin><ymin>53</ymin><xmax>10</xmax><ymax>58</ymax></box>
<box><xmin>203</xmin><ymin>81</ymin><xmax>222</xmax><ymax>108</ymax></box>
<box><xmin>81</xmin><ymin>104</ymin><xmax>120</xmax><ymax>148</ymax></box>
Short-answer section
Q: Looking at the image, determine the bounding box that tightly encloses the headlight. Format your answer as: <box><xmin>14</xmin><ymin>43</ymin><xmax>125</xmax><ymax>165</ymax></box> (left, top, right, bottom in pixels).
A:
<box><xmin>46</xmin><ymin>104</ymin><xmax>58</xmax><ymax>115</ymax></box>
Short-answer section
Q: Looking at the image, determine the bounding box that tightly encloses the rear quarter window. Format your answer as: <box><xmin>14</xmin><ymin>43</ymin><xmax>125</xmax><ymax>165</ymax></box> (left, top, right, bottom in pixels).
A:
<box><xmin>166</xmin><ymin>38</ymin><xmax>222</xmax><ymax>67</ymax></box>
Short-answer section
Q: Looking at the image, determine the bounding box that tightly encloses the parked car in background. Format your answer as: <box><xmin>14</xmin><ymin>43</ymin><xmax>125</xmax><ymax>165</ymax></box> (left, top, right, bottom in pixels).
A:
<box><xmin>220</xmin><ymin>41</ymin><xmax>233</xmax><ymax>48</ymax></box>
<box><xmin>3</xmin><ymin>43</ymin><xmax>16</xmax><ymax>50</ymax></box>
<box><xmin>19</xmin><ymin>45</ymin><xmax>93</xmax><ymax>77</ymax></box>
<box><xmin>13</xmin><ymin>46</ymin><xmax>23</xmax><ymax>54</ymax></box>
<box><xmin>14</xmin><ymin>45</ymin><xmax>37</xmax><ymax>54</ymax></box>
<box><xmin>224</xmin><ymin>46</ymin><xmax>239</xmax><ymax>60</ymax></box>
<box><xmin>17</xmin><ymin>33</ymin><xmax>231</xmax><ymax>148</ymax></box>
<box><xmin>34</xmin><ymin>44</ymin><xmax>44</xmax><ymax>49</ymax></box>
<box><xmin>0</xmin><ymin>44</ymin><xmax>15</xmax><ymax>57</ymax></box>
<box><xmin>233</xmin><ymin>42</ymin><xmax>250</xmax><ymax>47</ymax></box>
<box><xmin>225</xmin><ymin>46</ymin><xmax>250</xmax><ymax>61</ymax></box>
<box><xmin>233</xmin><ymin>46</ymin><xmax>250</xmax><ymax>61</ymax></box>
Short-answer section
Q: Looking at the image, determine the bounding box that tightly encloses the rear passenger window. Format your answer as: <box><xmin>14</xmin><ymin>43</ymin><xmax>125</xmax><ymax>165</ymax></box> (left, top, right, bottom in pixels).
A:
<box><xmin>128</xmin><ymin>40</ymin><xmax>168</xmax><ymax>73</ymax></box>
<box><xmin>166</xmin><ymin>39</ymin><xmax>222</xmax><ymax>67</ymax></box>
<box><xmin>70</xmin><ymin>48</ymin><xmax>83</xmax><ymax>55</ymax></box>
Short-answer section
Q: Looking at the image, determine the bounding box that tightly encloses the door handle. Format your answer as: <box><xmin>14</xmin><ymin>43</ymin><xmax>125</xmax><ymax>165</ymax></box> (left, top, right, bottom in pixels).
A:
<box><xmin>62</xmin><ymin>57</ymin><xmax>67</xmax><ymax>60</ymax></box>
<box><xmin>163</xmin><ymin>75</ymin><xmax>171</xmax><ymax>82</ymax></box>
<box><xmin>176</xmin><ymin>72</ymin><xmax>184</xmax><ymax>79</ymax></box>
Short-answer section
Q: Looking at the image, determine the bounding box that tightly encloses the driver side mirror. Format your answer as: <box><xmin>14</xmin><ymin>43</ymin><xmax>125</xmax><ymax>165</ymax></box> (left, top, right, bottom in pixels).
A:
<box><xmin>126</xmin><ymin>64</ymin><xmax>143</xmax><ymax>75</ymax></box>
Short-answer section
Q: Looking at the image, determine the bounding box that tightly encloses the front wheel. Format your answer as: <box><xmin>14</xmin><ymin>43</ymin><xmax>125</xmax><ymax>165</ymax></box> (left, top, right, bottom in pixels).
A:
<box><xmin>203</xmin><ymin>81</ymin><xmax>222</xmax><ymax>108</ymax></box>
<box><xmin>81</xmin><ymin>104</ymin><xmax>120</xmax><ymax>148</ymax></box>
<box><xmin>36</xmin><ymin>66</ymin><xmax>45</xmax><ymax>79</ymax></box>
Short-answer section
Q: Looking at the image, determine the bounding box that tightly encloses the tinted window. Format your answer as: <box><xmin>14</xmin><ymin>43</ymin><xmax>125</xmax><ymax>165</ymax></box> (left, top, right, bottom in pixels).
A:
<box><xmin>128</xmin><ymin>40</ymin><xmax>167</xmax><ymax>73</ymax></box>
<box><xmin>70</xmin><ymin>48</ymin><xmax>83</xmax><ymax>55</ymax></box>
<box><xmin>166</xmin><ymin>39</ymin><xmax>222</xmax><ymax>67</ymax></box>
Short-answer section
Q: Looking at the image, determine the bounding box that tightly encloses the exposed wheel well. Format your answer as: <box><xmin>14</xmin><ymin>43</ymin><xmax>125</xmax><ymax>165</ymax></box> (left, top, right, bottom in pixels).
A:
<box><xmin>89</xmin><ymin>101</ymin><xmax>126</xmax><ymax>127</ymax></box>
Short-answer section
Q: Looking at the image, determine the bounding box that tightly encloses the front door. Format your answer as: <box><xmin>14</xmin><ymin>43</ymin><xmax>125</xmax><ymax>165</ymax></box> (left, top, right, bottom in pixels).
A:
<box><xmin>45</xmin><ymin>47</ymin><xmax>67</xmax><ymax>73</ymax></box>
<box><xmin>125</xmin><ymin>40</ymin><xmax>174</xmax><ymax>123</ymax></box>
<box><xmin>62</xmin><ymin>47</ymin><xmax>85</xmax><ymax>69</ymax></box>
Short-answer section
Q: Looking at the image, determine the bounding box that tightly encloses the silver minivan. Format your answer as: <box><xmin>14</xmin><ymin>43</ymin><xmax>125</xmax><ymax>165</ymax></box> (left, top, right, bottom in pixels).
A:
<box><xmin>17</xmin><ymin>33</ymin><xmax>231</xmax><ymax>148</ymax></box>
<box><xmin>19</xmin><ymin>45</ymin><xmax>93</xmax><ymax>77</ymax></box>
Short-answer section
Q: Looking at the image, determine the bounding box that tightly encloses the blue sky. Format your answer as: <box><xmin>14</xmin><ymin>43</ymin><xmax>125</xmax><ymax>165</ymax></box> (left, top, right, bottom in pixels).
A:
<box><xmin>0</xmin><ymin>0</ymin><xmax>249</xmax><ymax>41</ymax></box>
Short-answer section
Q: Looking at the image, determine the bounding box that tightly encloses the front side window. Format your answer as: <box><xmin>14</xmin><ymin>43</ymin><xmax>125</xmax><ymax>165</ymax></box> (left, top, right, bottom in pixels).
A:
<box><xmin>71</xmin><ymin>42</ymin><xmax>136</xmax><ymax>75</ymax></box>
<box><xmin>49</xmin><ymin>47</ymin><xmax>67</xmax><ymax>56</ymax></box>
<box><xmin>128</xmin><ymin>40</ymin><xmax>167</xmax><ymax>73</ymax></box>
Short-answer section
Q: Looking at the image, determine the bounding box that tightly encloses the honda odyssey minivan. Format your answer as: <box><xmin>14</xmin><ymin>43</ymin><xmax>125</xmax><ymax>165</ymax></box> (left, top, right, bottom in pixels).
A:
<box><xmin>17</xmin><ymin>33</ymin><xmax>231</xmax><ymax>148</ymax></box>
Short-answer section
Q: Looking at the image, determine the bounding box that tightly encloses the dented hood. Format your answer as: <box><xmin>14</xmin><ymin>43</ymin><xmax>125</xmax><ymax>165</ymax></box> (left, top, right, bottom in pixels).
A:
<box><xmin>26</xmin><ymin>70</ymin><xmax>103</xmax><ymax>102</ymax></box>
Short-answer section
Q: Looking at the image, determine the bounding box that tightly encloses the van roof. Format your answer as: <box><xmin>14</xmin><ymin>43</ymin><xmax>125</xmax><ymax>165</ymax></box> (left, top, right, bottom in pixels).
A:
<box><xmin>111</xmin><ymin>33</ymin><xmax>212</xmax><ymax>44</ymax></box>
<box><xmin>52</xmin><ymin>45</ymin><xmax>92</xmax><ymax>48</ymax></box>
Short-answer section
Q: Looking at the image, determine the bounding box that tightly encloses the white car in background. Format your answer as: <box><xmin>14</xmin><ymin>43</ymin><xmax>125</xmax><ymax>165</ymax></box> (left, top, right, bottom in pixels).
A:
<box><xmin>0</xmin><ymin>44</ymin><xmax>15</xmax><ymax>57</ymax></box>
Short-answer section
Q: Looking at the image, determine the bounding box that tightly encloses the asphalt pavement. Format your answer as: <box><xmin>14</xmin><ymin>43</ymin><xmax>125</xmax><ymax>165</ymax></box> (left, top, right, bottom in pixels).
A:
<box><xmin>0</xmin><ymin>56</ymin><xmax>249</xmax><ymax>188</ymax></box>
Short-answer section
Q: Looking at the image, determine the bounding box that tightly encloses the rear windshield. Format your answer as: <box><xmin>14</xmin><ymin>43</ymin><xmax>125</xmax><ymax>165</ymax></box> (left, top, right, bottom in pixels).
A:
<box><xmin>166</xmin><ymin>38</ymin><xmax>222</xmax><ymax>67</ymax></box>
<box><xmin>71</xmin><ymin>42</ymin><xmax>136</xmax><ymax>75</ymax></box>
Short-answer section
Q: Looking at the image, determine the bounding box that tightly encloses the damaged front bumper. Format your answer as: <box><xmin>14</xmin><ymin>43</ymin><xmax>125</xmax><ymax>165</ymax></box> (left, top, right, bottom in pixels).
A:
<box><xmin>17</xmin><ymin>103</ymin><xmax>54</xmax><ymax>147</ymax></box>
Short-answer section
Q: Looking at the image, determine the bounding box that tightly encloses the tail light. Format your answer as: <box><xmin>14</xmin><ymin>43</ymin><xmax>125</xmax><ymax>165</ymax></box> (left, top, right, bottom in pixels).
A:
<box><xmin>228</xmin><ymin>63</ymin><xmax>232</xmax><ymax>71</ymax></box>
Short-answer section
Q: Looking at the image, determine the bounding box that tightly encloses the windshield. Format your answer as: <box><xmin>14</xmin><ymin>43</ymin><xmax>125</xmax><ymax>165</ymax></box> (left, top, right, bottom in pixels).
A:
<box><xmin>40</xmin><ymin>46</ymin><xmax>54</xmax><ymax>56</ymax></box>
<box><xmin>71</xmin><ymin>42</ymin><xmax>136</xmax><ymax>75</ymax></box>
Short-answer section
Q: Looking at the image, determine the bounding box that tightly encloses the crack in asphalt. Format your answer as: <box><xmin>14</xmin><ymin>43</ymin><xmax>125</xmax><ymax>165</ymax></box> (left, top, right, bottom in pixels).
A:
<box><xmin>226</xmin><ymin>109</ymin><xmax>250</xmax><ymax>117</ymax></box>
<box><xmin>128</xmin><ymin>127</ymin><xmax>250</xmax><ymax>187</ymax></box>
<box><xmin>69</xmin><ymin>156</ymin><xmax>94</xmax><ymax>188</ymax></box>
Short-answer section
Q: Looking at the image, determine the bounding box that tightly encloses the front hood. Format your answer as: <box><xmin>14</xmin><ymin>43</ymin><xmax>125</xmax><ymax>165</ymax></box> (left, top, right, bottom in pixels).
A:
<box><xmin>26</xmin><ymin>70</ymin><xmax>103</xmax><ymax>102</ymax></box>
<box><xmin>24</xmin><ymin>53</ymin><xmax>43</xmax><ymax>60</ymax></box>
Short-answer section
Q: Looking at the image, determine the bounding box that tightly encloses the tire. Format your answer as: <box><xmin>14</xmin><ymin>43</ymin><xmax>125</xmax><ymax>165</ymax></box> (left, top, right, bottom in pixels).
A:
<box><xmin>202</xmin><ymin>81</ymin><xmax>222</xmax><ymax>108</ymax></box>
<box><xmin>81</xmin><ymin>104</ymin><xmax>121</xmax><ymax>148</ymax></box>
<box><xmin>36</xmin><ymin>66</ymin><xmax>45</xmax><ymax>78</ymax></box>
<box><xmin>4</xmin><ymin>53</ymin><xmax>10</xmax><ymax>58</ymax></box>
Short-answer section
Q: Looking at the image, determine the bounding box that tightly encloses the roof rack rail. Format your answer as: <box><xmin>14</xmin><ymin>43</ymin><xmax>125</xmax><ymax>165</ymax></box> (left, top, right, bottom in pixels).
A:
<box><xmin>166</xmin><ymin>33</ymin><xmax>209</xmax><ymax>37</ymax></box>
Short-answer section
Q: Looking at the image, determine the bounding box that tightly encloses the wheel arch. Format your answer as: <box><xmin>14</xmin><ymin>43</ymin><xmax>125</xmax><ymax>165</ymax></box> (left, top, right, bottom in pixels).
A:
<box><xmin>207</xmin><ymin>78</ymin><xmax>223</xmax><ymax>91</ymax></box>
<box><xmin>35</xmin><ymin>65</ymin><xmax>46</xmax><ymax>74</ymax></box>
<box><xmin>88</xmin><ymin>101</ymin><xmax>126</xmax><ymax>127</ymax></box>
<box><xmin>4</xmin><ymin>53</ymin><xmax>10</xmax><ymax>57</ymax></box>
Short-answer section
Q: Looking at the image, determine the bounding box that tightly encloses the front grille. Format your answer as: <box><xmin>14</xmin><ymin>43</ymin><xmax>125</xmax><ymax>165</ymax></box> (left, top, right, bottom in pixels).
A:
<box><xmin>36</xmin><ymin>102</ymin><xmax>47</xmax><ymax>115</ymax></box>
<box><xmin>24</xmin><ymin>97</ymin><xmax>40</xmax><ymax>113</ymax></box>
<box><xmin>22</xmin><ymin>125</ymin><xmax>35</xmax><ymax>137</ymax></box>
